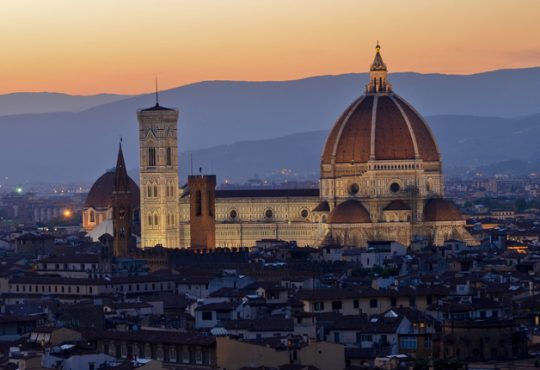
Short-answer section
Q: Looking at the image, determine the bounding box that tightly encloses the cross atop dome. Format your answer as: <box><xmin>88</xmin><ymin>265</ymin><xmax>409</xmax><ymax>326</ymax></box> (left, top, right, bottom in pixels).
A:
<box><xmin>365</xmin><ymin>42</ymin><xmax>392</xmax><ymax>94</ymax></box>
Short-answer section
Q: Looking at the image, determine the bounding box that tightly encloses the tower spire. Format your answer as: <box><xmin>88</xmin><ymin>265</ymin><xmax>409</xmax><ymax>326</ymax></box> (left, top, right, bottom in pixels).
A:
<box><xmin>365</xmin><ymin>42</ymin><xmax>392</xmax><ymax>94</ymax></box>
<box><xmin>114</xmin><ymin>140</ymin><xmax>129</xmax><ymax>192</ymax></box>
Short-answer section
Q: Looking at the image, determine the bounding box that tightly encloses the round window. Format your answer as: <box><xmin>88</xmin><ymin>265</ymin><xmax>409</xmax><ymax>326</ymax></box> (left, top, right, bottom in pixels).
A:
<box><xmin>390</xmin><ymin>182</ymin><xmax>401</xmax><ymax>193</ymax></box>
<box><xmin>349</xmin><ymin>183</ymin><xmax>360</xmax><ymax>195</ymax></box>
<box><xmin>230</xmin><ymin>210</ymin><xmax>237</xmax><ymax>219</ymax></box>
<box><xmin>265</xmin><ymin>209</ymin><xmax>273</xmax><ymax>219</ymax></box>
<box><xmin>301</xmin><ymin>209</ymin><xmax>309</xmax><ymax>218</ymax></box>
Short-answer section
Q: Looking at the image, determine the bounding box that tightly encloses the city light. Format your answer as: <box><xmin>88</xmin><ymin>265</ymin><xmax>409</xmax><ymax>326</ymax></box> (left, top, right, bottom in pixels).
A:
<box><xmin>16</xmin><ymin>187</ymin><xmax>22</xmax><ymax>193</ymax></box>
<box><xmin>63</xmin><ymin>209</ymin><xmax>72</xmax><ymax>218</ymax></box>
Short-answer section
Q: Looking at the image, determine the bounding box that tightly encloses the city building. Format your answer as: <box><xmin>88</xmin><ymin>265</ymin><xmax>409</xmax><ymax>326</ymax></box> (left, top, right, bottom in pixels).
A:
<box><xmin>137</xmin><ymin>45</ymin><xmax>474</xmax><ymax>249</ymax></box>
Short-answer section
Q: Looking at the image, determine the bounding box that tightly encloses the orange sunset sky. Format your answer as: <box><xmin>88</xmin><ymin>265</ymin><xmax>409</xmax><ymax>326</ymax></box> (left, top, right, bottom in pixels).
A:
<box><xmin>1</xmin><ymin>0</ymin><xmax>539</xmax><ymax>95</ymax></box>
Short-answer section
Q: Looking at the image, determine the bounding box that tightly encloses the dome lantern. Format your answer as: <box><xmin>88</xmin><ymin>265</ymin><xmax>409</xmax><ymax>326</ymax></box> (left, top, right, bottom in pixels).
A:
<box><xmin>365</xmin><ymin>42</ymin><xmax>392</xmax><ymax>94</ymax></box>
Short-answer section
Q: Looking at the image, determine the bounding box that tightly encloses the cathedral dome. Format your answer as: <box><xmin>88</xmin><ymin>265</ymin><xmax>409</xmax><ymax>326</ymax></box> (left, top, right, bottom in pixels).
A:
<box><xmin>423</xmin><ymin>198</ymin><xmax>463</xmax><ymax>222</ymax></box>
<box><xmin>327</xmin><ymin>199</ymin><xmax>371</xmax><ymax>224</ymax></box>
<box><xmin>321</xmin><ymin>45</ymin><xmax>440</xmax><ymax>167</ymax></box>
<box><xmin>85</xmin><ymin>170</ymin><xmax>140</xmax><ymax>209</ymax></box>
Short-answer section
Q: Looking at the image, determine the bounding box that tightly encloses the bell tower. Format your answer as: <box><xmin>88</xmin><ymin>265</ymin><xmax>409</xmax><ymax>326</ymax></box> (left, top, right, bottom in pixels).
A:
<box><xmin>138</xmin><ymin>99</ymin><xmax>180</xmax><ymax>248</ymax></box>
<box><xmin>112</xmin><ymin>141</ymin><xmax>132</xmax><ymax>257</ymax></box>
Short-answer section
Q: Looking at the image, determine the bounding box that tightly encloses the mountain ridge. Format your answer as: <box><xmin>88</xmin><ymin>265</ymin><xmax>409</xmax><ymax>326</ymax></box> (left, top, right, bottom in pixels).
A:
<box><xmin>2</xmin><ymin>67</ymin><xmax>540</xmax><ymax>182</ymax></box>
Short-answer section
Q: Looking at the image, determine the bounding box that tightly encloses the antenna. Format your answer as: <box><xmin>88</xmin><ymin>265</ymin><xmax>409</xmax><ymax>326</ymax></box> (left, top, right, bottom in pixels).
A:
<box><xmin>155</xmin><ymin>77</ymin><xmax>159</xmax><ymax>106</ymax></box>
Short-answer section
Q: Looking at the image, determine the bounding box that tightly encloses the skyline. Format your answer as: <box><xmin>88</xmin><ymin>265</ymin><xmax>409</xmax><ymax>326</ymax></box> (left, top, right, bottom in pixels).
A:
<box><xmin>0</xmin><ymin>0</ymin><xmax>539</xmax><ymax>95</ymax></box>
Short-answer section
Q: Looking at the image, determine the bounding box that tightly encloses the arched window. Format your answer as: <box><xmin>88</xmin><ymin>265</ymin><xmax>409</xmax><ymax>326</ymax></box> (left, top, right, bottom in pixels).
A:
<box><xmin>195</xmin><ymin>190</ymin><xmax>202</xmax><ymax>216</ymax></box>
<box><xmin>147</xmin><ymin>185</ymin><xmax>152</xmax><ymax>198</ymax></box>
<box><xmin>148</xmin><ymin>147</ymin><xmax>156</xmax><ymax>167</ymax></box>
<box><xmin>166</xmin><ymin>147</ymin><xmax>172</xmax><ymax>166</ymax></box>
<box><xmin>154</xmin><ymin>185</ymin><xmax>158</xmax><ymax>197</ymax></box>
<box><xmin>208</xmin><ymin>190</ymin><xmax>214</xmax><ymax>217</ymax></box>
<box><xmin>148</xmin><ymin>214</ymin><xmax>153</xmax><ymax>226</ymax></box>
<box><xmin>154</xmin><ymin>213</ymin><xmax>159</xmax><ymax>226</ymax></box>
<box><xmin>90</xmin><ymin>210</ymin><xmax>95</xmax><ymax>223</ymax></box>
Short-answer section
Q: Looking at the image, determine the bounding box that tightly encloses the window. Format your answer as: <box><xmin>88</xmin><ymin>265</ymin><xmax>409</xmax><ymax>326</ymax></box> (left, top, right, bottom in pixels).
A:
<box><xmin>424</xmin><ymin>336</ymin><xmax>432</xmax><ymax>349</ymax></box>
<box><xmin>265</xmin><ymin>209</ymin><xmax>273</xmax><ymax>219</ymax></box>
<box><xmin>154</xmin><ymin>213</ymin><xmax>159</xmax><ymax>226</ymax></box>
<box><xmin>147</xmin><ymin>185</ymin><xmax>152</xmax><ymax>198</ymax></box>
<box><xmin>182</xmin><ymin>348</ymin><xmax>190</xmax><ymax>363</ymax></box>
<box><xmin>353</xmin><ymin>300</ymin><xmax>359</xmax><ymax>309</ymax></box>
<box><xmin>370</xmin><ymin>299</ymin><xmax>378</xmax><ymax>308</ymax></box>
<box><xmin>400</xmin><ymin>336</ymin><xmax>417</xmax><ymax>350</ymax></box>
<box><xmin>148</xmin><ymin>214</ymin><xmax>153</xmax><ymax>226</ymax></box>
<box><xmin>426</xmin><ymin>295</ymin><xmax>433</xmax><ymax>305</ymax></box>
<box><xmin>208</xmin><ymin>190</ymin><xmax>214</xmax><ymax>217</ymax></box>
<box><xmin>391</xmin><ymin>297</ymin><xmax>397</xmax><ymax>307</ymax></box>
<box><xmin>359</xmin><ymin>334</ymin><xmax>373</xmax><ymax>342</ymax></box>
<box><xmin>230</xmin><ymin>210</ymin><xmax>237</xmax><ymax>219</ymax></box>
<box><xmin>301</xmin><ymin>209</ymin><xmax>309</xmax><ymax>218</ymax></box>
<box><xmin>195</xmin><ymin>191</ymin><xmax>202</xmax><ymax>216</ymax></box>
<box><xmin>331</xmin><ymin>301</ymin><xmax>342</xmax><ymax>311</ymax></box>
<box><xmin>148</xmin><ymin>147</ymin><xmax>156</xmax><ymax>166</ymax></box>
<box><xmin>409</xmin><ymin>296</ymin><xmax>416</xmax><ymax>307</ymax></box>
<box><xmin>169</xmin><ymin>347</ymin><xmax>177</xmax><ymax>363</ymax></box>
<box><xmin>166</xmin><ymin>147</ymin><xmax>172</xmax><ymax>166</ymax></box>
<box><xmin>333</xmin><ymin>332</ymin><xmax>340</xmax><ymax>343</ymax></box>
<box><xmin>153</xmin><ymin>185</ymin><xmax>158</xmax><ymax>197</ymax></box>
<box><xmin>390</xmin><ymin>182</ymin><xmax>400</xmax><ymax>193</ymax></box>
<box><xmin>313</xmin><ymin>302</ymin><xmax>325</xmax><ymax>311</ymax></box>
<box><xmin>144</xmin><ymin>345</ymin><xmax>152</xmax><ymax>359</ymax></box>
<box><xmin>90</xmin><ymin>211</ymin><xmax>95</xmax><ymax>223</ymax></box>
<box><xmin>202</xmin><ymin>311</ymin><xmax>213</xmax><ymax>321</ymax></box>
<box><xmin>156</xmin><ymin>347</ymin><xmax>164</xmax><ymax>361</ymax></box>
<box><xmin>195</xmin><ymin>349</ymin><xmax>202</xmax><ymax>364</ymax></box>
<box><xmin>492</xmin><ymin>310</ymin><xmax>499</xmax><ymax>318</ymax></box>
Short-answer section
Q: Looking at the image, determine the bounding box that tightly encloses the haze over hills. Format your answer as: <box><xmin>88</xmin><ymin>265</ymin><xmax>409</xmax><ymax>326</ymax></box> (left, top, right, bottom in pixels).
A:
<box><xmin>178</xmin><ymin>113</ymin><xmax>540</xmax><ymax>184</ymax></box>
<box><xmin>1</xmin><ymin>67</ymin><xmax>540</xmax><ymax>183</ymax></box>
<box><xmin>0</xmin><ymin>92</ymin><xmax>131</xmax><ymax>116</ymax></box>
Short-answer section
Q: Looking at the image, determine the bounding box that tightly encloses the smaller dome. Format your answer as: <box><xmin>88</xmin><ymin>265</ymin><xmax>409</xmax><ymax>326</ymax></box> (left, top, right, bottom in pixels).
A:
<box><xmin>423</xmin><ymin>199</ymin><xmax>462</xmax><ymax>222</ymax></box>
<box><xmin>328</xmin><ymin>200</ymin><xmax>371</xmax><ymax>224</ymax></box>
<box><xmin>85</xmin><ymin>171</ymin><xmax>140</xmax><ymax>209</ymax></box>
<box><xmin>313</xmin><ymin>200</ymin><xmax>330</xmax><ymax>212</ymax></box>
<box><xmin>384</xmin><ymin>199</ymin><xmax>410</xmax><ymax>211</ymax></box>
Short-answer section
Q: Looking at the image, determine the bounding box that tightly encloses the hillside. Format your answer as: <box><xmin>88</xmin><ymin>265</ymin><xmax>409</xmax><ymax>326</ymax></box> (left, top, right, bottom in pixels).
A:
<box><xmin>1</xmin><ymin>67</ymin><xmax>540</xmax><ymax>182</ymax></box>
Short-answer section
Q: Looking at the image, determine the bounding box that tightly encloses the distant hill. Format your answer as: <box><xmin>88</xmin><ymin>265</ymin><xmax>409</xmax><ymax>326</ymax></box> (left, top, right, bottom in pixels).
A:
<box><xmin>0</xmin><ymin>92</ymin><xmax>130</xmax><ymax>116</ymax></box>
<box><xmin>176</xmin><ymin>113</ymin><xmax>540</xmax><ymax>184</ymax></box>
<box><xmin>1</xmin><ymin>67</ymin><xmax>540</xmax><ymax>183</ymax></box>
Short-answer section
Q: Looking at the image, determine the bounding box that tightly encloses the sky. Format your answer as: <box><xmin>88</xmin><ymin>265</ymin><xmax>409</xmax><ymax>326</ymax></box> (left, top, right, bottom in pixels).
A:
<box><xmin>1</xmin><ymin>0</ymin><xmax>539</xmax><ymax>95</ymax></box>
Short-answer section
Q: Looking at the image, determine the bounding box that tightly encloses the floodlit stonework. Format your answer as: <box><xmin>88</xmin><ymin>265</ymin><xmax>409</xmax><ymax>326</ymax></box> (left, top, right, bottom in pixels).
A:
<box><xmin>137</xmin><ymin>45</ymin><xmax>475</xmax><ymax>248</ymax></box>
<box><xmin>138</xmin><ymin>104</ymin><xmax>181</xmax><ymax>248</ymax></box>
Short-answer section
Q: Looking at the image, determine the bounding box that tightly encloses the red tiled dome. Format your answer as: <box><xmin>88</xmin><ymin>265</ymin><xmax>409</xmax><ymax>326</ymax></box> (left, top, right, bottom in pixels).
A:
<box><xmin>423</xmin><ymin>198</ymin><xmax>463</xmax><ymax>222</ymax></box>
<box><xmin>321</xmin><ymin>94</ymin><xmax>440</xmax><ymax>165</ymax></box>
<box><xmin>327</xmin><ymin>200</ymin><xmax>371</xmax><ymax>224</ymax></box>
<box><xmin>85</xmin><ymin>171</ymin><xmax>140</xmax><ymax>209</ymax></box>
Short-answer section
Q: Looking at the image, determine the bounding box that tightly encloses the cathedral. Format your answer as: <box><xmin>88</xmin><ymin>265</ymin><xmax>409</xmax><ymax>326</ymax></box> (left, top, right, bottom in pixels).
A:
<box><xmin>85</xmin><ymin>45</ymin><xmax>475</xmax><ymax>250</ymax></box>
